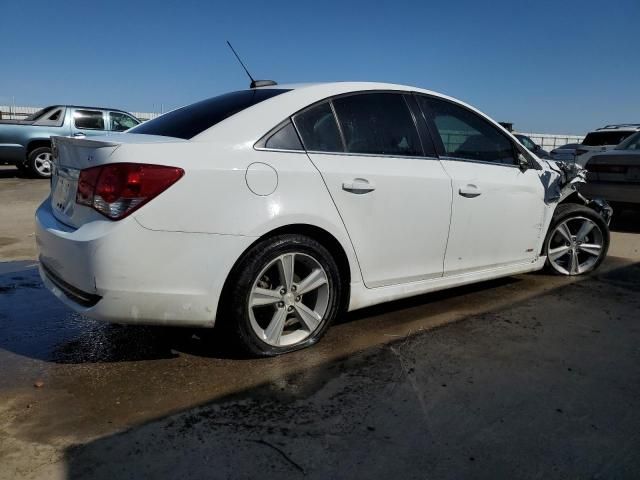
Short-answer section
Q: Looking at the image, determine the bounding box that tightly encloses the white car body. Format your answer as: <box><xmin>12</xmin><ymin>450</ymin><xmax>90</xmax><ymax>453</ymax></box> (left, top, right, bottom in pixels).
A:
<box><xmin>35</xmin><ymin>82</ymin><xmax>590</xmax><ymax>331</ymax></box>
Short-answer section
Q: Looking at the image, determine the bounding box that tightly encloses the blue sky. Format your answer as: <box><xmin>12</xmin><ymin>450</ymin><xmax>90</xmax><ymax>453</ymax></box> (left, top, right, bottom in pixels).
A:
<box><xmin>1</xmin><ymin>0</ymin><xmax>638</xmax><ymax>134</ymax></box>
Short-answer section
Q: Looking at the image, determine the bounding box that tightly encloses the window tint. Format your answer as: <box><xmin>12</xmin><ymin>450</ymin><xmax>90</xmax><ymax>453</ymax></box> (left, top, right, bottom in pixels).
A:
<box><xmin>109</xmin><ymin>112</ymin><xmax>139</xmax><ymax>132</ymax></box>
<box><xmin>616</xmin><ymin>132</ymin><xmax>640</xmax><ymax>151</ymax></box>
<box><xmin>264</xmin><ymin>121</ymin><xmax>303</xmax><ymax>150</ymax></box>
<box><xmin>419</xmin><ymin>96</ymin><xmax>516</xmax><ymax>165</ymax></box>
<box><xmin>129</xmin><ymin>89</ymin><xmax>288</xmax><ymax>139</ymax></box>
<box><xmin>516</xmin><ymin>135</ymin><xmax>534</xmax><ymax>149</ymax></box>
<box><xmin>26</xmin><ymin>106</ymin><xmax>56</xmax><ymax>121</ymax></box>
<box><xmin>74</xmin><ymin>110</ymin><xmax>105</xmax><ymax>130</ymax></box>
<box><xmin>293</xmin><ymin>102</ymin><xmax>343</xmax><ymax>152</ymax></box>
<box><xmin>583</xmin><ymin>131</ymin><xmax>635</xmax><ymax>146</ymax></box>
<box><xmin>332</xmin><ymin>93</ymin><xmax>422</xmax><ymax>156</ymax></box>
<box><xmin>47</xmin><ymin>109</ymin><xmax>61</xmax><ymax>121</ymax></box>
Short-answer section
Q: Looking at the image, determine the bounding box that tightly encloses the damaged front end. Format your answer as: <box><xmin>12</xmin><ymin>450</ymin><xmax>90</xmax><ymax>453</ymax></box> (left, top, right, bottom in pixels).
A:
<box><xmin>541</xmin><ymin>160</ymin><xmax>613</xmax><ymax>225</ymax></box>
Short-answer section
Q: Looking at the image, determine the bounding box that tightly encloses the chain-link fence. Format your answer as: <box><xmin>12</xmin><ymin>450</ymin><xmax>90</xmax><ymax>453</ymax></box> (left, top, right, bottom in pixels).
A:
<box><xmin>517</xmin><ymin>132</ymin><xmax>584</xmax><ymax>152</ymax></box>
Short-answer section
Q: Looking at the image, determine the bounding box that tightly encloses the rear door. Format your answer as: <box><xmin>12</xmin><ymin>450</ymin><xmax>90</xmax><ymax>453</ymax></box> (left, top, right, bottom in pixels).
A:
<box><xmin>70</xmin><ymin>108</ymin><xmax>108</xmax><ymax>139</ymax></box>
<box><xmin>294</xmin><ymin>92</ymin><xmax>453</xmax><ymax>288</ymax></box>
<box><xmin>416</xmin><ymin>95</ymin><xmax>546</xmax><ymax>276</ymax></box>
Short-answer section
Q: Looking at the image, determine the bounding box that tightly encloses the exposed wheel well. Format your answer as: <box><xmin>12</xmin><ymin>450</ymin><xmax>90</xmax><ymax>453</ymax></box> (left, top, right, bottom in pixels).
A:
<box><xmin>26</xmin><ymin>140</ymin><xmax>52</xmax><ymax>156</ymax></box>
<box><xmin>558</xmin><ymin>191</ymin><xmax>585</xmax><ymax>206</ymax></box>
<box><xmin>219</xmin><ymin>224</ymin><xmax>352</xmax><ymax>320</ymax></box>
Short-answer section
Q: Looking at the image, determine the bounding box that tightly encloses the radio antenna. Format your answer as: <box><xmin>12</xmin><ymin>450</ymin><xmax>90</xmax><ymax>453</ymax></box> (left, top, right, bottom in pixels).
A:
<box><xmin>226</xmin><ymin>41</ymin><xmax>278</xmax><ymax>89</ymax></box>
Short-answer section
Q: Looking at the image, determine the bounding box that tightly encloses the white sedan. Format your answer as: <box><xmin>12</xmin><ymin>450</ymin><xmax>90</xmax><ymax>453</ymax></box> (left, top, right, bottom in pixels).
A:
<box><xmin>36</xmin><ymin>82</ymin><xmax>611</xmax><ymax>356</ymax></box>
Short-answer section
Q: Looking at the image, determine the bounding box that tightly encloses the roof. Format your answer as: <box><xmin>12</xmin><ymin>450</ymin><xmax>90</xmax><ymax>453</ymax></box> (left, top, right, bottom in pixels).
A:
<box><xmin>595</xmin><ymin>124</ymin><xmax>640</xmax><ymax>131</ymax></box>
<box><xmin>46</xmin><ymin>105</ymin><xmax>134</xmax><ymax>114</ymax></box>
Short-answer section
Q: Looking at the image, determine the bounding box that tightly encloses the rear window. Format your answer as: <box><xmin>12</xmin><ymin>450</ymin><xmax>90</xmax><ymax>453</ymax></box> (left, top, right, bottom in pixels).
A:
<box><xmin>583</xmin><ymin>131</ymin><xmax>635</xmax><ymax>146</ymax></box>
<box><xmin>129</xmin><ymin>89</ymin><xmax>289</xmax><ymax>139</ymax></box>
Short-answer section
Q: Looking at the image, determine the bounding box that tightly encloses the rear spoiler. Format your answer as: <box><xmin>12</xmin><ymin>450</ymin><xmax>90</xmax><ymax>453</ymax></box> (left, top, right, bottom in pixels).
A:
<box><xmin>52</xmin><ymin>135</ymin><xmax>120</xmax><ymax>148</ymax></box>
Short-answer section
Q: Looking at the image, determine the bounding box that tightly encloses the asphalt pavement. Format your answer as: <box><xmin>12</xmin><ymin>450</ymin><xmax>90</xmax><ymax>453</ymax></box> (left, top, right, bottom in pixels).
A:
<box><xmin>1</xmin><ymin>165</ymin><xmax>639</xmax><ymax>479</ymax></box>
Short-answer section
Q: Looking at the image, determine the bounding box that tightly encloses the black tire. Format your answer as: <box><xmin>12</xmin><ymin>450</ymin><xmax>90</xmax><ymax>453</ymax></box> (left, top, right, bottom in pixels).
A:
<box><xmin>543</xmin><ymin>203</ymin><xmax>610</xmax><ymax>275</ymax></box>
<box><xmin>27</xmin><ymin>146</ymin><xmax>53</xmax><ymax>178</ymax></box>
<box><xmin>217</xmin><ymin>234</ymin><xmax>343</xmax><ymax>357</ymax></box>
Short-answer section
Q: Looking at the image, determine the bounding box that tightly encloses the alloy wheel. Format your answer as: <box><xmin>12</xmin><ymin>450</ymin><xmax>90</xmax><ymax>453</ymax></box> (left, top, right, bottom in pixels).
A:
<box><xmin>248</xmin><ymin>252</ymin><xmax>330</xmax><ymax>347</ymax></box>
<box><xmin>34</xmin><ymin>152</ymin><xmax>52</xmax><ymax>177</ymax></box>
<box><xmin>547</xmin><ymin>216</ymin><xmax>604</xmax><ymax>275</ymax></box>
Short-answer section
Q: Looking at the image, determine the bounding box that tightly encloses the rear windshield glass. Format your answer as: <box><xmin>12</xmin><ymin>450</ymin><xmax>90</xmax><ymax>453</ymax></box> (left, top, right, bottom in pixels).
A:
<box><xmin>583</xmin><ymin>131</ymin><xmax>635</xmax><ymax>146</ymax></box>
<box><xmin>616</xmin><ymin>131</ymin><xmax>640</xmax><ymax>150</ymax></box>
<box><xmin>129</xmin><ymin>89</ymin><xmax>289</xmax><ymax>140</ymax></box>
<box><xmin>25</xmin><ymin>106</ymin><xmax>57</xmax><ymax>121</ymax></box>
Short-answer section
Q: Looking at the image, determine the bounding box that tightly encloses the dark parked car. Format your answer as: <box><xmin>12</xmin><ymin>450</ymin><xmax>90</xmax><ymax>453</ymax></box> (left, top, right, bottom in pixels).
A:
<box><xmin>514</xmin><ymin>134</ymin><xmax>551</xmax><ymax>159</ymax></box>
<box><xmin>579</xmin><ymin>132</ymin><xmax>640</xmax><ymax>209</ymax></box>
<box><xmin>551</xmin><ymin>143</ymin><xmax>582</xmax><ymax>163</ymax></box>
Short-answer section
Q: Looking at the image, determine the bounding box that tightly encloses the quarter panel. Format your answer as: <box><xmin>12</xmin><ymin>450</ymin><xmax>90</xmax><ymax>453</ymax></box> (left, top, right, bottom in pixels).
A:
<box><xmin>131</xmin><ymin>144</ymin><xmax>363</xmax><ymax>285</ymax></box>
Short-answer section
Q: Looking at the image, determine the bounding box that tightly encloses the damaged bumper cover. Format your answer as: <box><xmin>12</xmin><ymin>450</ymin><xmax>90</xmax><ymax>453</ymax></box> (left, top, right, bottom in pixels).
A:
<box><xmin>541</xmin><ymin>160</ymin><xmax>612</xmax><ymax>225</ymax></box>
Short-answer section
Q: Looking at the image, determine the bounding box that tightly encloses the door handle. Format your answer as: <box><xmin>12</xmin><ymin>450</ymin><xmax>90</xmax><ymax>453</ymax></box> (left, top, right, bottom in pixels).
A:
<box><xmin>459</xmin><ymin>184</ymin><xmax>482</xmax><ymax>198</ymax></box>
<box><xmin>342</xmin><ymin>178</ymin><xmax>375</xmax><ymax>194</ymax></box>
<box><xmin>73</xmin><ymin>133</ymin><xmax>86</xmax><ymax>138</ymax></box>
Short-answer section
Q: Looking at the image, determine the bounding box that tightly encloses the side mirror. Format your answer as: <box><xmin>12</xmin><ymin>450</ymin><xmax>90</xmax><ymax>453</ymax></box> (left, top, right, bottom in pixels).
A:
<box><xmin>518</xmin><ymin>153</ymin><xmax>530</xmax><ymax>172</ymax></box>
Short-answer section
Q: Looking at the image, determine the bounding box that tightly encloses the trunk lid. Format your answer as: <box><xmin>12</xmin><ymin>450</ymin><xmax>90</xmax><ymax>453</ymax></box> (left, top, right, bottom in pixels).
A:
<box><xmin>50</xmin><ymin>133</ymin><xmax>183</xmax><ymax>228</ymax></box>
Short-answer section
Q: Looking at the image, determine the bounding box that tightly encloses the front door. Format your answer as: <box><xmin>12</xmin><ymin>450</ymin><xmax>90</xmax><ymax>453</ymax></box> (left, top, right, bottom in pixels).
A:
<box><xmin>416</xmin><ymin>95</ymin><xmax>546</xmax><ymax>276</ymax></box>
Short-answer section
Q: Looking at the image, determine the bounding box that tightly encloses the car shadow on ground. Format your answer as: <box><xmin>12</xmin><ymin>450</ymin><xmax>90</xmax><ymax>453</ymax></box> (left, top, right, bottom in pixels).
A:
<box><xmin>58</xmin><ymin>260</ymin><xmax>640</xmax><ymax>480</ymax></box>
<box><xmin>610</xmin><ymin>207</ymin><xmax>640</xmax><ymax>234</ymax></box>
<box><xmin>0</xmin><ymin>166</ymin><xmax>31</xmax><ymax>179</ymax></box>
<box><xmin>0</xmin><ymin>259</ymin><xmax>525</xmax><ymax>364</ymax></box>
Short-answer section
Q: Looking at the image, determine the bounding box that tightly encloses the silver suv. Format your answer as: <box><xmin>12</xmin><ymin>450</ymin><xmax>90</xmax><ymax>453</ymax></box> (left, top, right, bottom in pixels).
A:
<box><xmin>575</xmin><ymin>124</ymin><xmax>640</xmax><ymax>167</ymax></box>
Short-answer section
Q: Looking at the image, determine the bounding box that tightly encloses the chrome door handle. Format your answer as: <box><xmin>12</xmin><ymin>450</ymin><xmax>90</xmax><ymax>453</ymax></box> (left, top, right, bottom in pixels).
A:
<box><xmin>459</xmin><ymin>185</ymin><xmax>482</xmax><ymax>198</ymax></box>
<box><xmin>73</xmin><ymin>133</ymin><xmax>86</xmax><ymax>138</ymax></box>
<box><xmin>342</xmin><ymin>179</ymin><xmax>375</xmax><ymax>194</ymax></box>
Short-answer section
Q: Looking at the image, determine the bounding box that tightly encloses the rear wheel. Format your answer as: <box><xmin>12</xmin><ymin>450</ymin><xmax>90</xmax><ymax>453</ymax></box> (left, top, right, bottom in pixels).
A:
<box><xmin>219</xmin><ymin>234</ymin><xmax>343</xmax><ymax>357</ymax></box>
<box><xmin>27</xmin><ymin>146</ymin><xmax>53</xmax><ymax>178</ymax></box>
<box><xmin>544</xmin><ymin>203</ymin><xmax>609</xmax><ymax>276</ymax></box>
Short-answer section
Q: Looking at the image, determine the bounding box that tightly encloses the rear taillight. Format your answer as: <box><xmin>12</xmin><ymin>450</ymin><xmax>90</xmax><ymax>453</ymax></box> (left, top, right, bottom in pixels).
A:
<box><xmin>76</xmin><ymin>163</ymin><xmax>184</xmax><ymax>220</ymax></box>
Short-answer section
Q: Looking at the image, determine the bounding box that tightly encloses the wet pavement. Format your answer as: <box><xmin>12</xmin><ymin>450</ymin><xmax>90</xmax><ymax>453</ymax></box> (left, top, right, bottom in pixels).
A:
<box><xmin>1</xmin><ymin>171</ymin><xmax>640</xmax><ymax>479</ymax></box>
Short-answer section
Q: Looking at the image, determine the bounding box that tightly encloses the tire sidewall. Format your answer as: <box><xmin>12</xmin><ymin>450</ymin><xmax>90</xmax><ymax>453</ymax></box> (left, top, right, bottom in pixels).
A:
<box><xmin>222</xmin><ymin>234</ymin><xmax>343</xmax><ymax>357</ymax></box>
<box><xmin>28</xmin><ymin>146</ymin><xmax>52</xmax><ymax>178</ymax></box>
<box><xmin>544</xmin><ymin>204</ymin><xmax>610</xmax><ymax>275</ymax></box>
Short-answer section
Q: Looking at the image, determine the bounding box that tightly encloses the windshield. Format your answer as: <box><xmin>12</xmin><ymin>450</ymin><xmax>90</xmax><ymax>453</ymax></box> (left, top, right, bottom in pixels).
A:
<box><xmin>129</xmin><ymin>89</ymin><xmax>289</xmax><ymax>140</ymax></box>
<box><xmin>615</xmin><ymin>131</ymin><xmax>640</xmax><ymax>151</ymax></box>
<box><xmin>515</xmin><ymin>135</ymin><xmax>534</xmax><ymax>149</ymax></box>
<box><xmin>583</xmin><ymin>130</ymin><xmax>636</xmax><ymax>146</ymax></box>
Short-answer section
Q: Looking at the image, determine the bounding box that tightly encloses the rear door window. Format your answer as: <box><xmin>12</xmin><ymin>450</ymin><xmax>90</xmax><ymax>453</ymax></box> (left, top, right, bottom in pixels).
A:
<box><xmin>583</xmin><ymin>131</ymin><xmax>636</xmax><ymax>146</ymax></box>
<box><xmin>332</xmin><ymin>93</ymin><xmax>423</xmax><ymax>156</ymax></box>
<box><xmin>109</xmin><ymin>112</ymin><xmax>140</xmax><ymax>132</ymax></box>
<box><xmin>418</xmin><ymin>96</ymin><xmax>517</xmax><ymax>165</ymax></box>
<box><xmin>293</xmin><ymin>102</ymin><xmax>344</xmax><ymax>152</ymax></box>
<box><xmin>129</xmin><ymin>89</ymin><xmax>289</xmax><ymax>139</ymax></box>
<box><xmin>263</xmin><ymin>121</ymin><xmax>303</xmax><ymax>150</ymax></box>
<box><xmin>74</xmin><ymin>110</ymin><xmax>105</xmax><ymax>130</ymax></box>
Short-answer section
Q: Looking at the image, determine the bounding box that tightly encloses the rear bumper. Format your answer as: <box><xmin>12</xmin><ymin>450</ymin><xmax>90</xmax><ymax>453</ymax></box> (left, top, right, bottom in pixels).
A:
<box><xmin>35</xmin><ymin>199</ymin><xmax>256</xmax><ymax>327</ymax></box>
<box><xmin>579</xmin><ymin>182</ymin><xmax>640</xmax><ymax>205</ymax></box>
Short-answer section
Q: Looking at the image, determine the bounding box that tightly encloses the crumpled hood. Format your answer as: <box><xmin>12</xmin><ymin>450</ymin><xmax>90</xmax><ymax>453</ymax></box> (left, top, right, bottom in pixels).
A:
<box><xmin>539</xmin><ymin>160</ymin><xmax>587</xmax><ymax>203</ymax></box>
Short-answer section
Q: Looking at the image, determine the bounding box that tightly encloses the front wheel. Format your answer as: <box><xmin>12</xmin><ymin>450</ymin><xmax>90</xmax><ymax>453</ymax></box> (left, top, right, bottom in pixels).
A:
<box><xmin>544</xmin><ymin>203</ymin><xmax>609</xmax><ymax>276</ymax></box>
<box><xmin>219</xmin><ymin>234</ymin><xmax>343</xmax><ymax>357</ymax></box>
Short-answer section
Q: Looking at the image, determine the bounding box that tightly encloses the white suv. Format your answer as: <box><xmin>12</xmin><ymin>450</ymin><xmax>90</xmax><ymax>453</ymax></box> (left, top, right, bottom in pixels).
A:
<box><xmin>575</xmin><ymin>124</ymin><xmax>640</xmax><ymax>167</ymax></box>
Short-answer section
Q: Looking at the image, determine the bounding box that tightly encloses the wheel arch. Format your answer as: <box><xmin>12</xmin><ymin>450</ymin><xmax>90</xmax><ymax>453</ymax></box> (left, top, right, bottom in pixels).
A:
<box><xmin>217</xmin><ymin>223</ymin><xmax>353</xmax><ymax>321</ymax></box>
<box><xmin>26</xmin><ymin>139</ymin><xmax>52</xmax><ymax>156</ymax></box>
